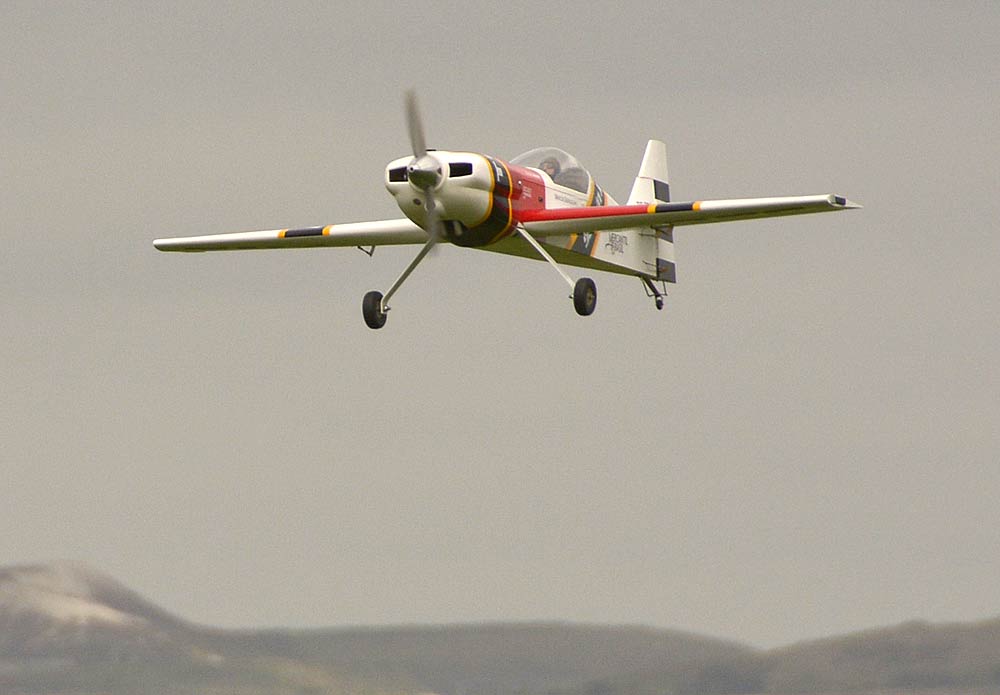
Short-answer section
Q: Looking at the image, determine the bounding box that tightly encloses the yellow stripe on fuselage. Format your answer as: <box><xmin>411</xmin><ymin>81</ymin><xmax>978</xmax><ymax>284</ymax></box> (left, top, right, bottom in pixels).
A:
<box><xmin>473</xmin><ymin>154</ymin><xmax>495</xmax><ymax>227</ymax></box>
<box><xmin>486</xmin><ymin>159</ymin><xmax>515</xmax><ymax>244</ymax></box>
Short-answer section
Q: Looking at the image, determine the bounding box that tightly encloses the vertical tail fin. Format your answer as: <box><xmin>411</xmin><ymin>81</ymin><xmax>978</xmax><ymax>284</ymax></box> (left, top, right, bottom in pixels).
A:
<box><xmin>628</xmin><ymin>140</ymin><xmax>676</xmax><ymax>283</ymax></box>
<box><xmin>627</xmin><ymin>139</ymin><xmax>670</xmax><ymax>204</ymax></box>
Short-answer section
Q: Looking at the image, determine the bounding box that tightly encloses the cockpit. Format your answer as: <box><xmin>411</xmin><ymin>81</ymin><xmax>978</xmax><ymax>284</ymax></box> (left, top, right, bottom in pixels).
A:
<box><xmin>510</xmin><ymin>147</ymin><xmax>592</xmax><ymax>194</ymax></box>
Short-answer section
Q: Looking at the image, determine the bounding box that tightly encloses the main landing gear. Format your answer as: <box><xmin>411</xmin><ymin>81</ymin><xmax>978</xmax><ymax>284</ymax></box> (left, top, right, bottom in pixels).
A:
<box><xmin>361</xmin><ymin>226</ymin><xmax>599</xmax><ymax>329</ymax></box>
<box><xmin>361</xmin><ymin>220</ymin><xmax>440</xmax><ymax>329</ymax></box>
<box><xmin>516</xmin><ymin>226</ymin><xmax>597</xmax><ymax>318</ymax></box>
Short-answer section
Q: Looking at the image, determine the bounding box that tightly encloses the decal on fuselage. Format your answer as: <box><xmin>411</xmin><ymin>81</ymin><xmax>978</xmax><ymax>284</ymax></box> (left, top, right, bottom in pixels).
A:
<box><xmin>569</xmin><ymin>231</ymin><xmax>598</xmax><ymax>256</ymax></box>
<box><xmin>604</xmin><ymin>232</ymin><xmax>628</xmax><ymax>255</ymax></box>
<box><xmin>588</xmin><ymin>182</ymin><xmax>606</xmax><ymax>207</ymax></box>
<box><xmin>563</xmin><ymin>182</ymin><xmax>608</xmax><ymax>257</ymax></box>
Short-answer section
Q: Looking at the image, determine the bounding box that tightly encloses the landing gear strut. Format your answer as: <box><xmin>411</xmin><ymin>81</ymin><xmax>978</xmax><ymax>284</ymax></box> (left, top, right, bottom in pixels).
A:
<box><xmin>641</xmin><ymin>277</ymin><xmax>667</xmax><ymax>311</ymax></box>
<box><xmin>516</xmin><ymin>225</ymin><xmax>597</xmax><ymax>317</ymax></box>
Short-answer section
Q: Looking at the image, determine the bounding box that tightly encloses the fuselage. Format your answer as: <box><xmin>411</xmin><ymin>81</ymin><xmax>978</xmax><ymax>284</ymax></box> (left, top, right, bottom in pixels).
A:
<box><xmin>384</xmin><ymin>148</ymin><xmax>614</xmax><ymax>248</ymax></box>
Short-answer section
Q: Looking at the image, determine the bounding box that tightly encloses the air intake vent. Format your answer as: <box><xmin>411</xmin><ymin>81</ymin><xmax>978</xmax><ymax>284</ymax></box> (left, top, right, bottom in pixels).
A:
<box><xmin>449</xmin><ymin>162</ymin><xmax>473</xmax><ymax>177</ymax></box>
<box><xmin>388</xmin><ymin>167</ymin><xmax>408</xmax><ymax>182</ymax></box>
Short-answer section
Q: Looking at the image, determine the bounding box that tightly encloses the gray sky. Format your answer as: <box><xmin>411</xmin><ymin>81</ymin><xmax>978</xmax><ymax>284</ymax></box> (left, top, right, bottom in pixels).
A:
<box><xmin>3</xmin><ymin>1</ymin><xmax>999</xmax><ymax>648</ymax></box>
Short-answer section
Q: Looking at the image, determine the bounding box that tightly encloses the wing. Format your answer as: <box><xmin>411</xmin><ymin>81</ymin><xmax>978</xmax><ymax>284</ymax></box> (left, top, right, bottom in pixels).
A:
<box><xmin>153</xmin><ymin>218</ymin><xmax>426</xmax><ymax>252</ymax></box>
<box><xmin>519</xmin><ymin>194</ymin><xmax>861</xmax><ymax>236</ymax></box>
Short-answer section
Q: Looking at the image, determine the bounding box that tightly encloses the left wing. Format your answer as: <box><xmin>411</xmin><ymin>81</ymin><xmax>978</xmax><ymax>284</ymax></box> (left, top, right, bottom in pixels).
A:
<box><xmin>519</xmin><ymin>194</ymin><xmax>860</xmax><ymax>237</ymax></box>
<box><xmin>153</xmin><ymin>218</ymin><xmax>426</xmax><ymax>252</ymax></box>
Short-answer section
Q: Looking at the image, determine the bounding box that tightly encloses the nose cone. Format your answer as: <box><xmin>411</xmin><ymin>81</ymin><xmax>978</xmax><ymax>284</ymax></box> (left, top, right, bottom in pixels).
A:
<box><xmin>407</xmin><ymin>154</ymin><xmax>442</xmax><ymax>190</ymax></box>
<box><xmin>385</xmin><ymin>151</ymin><xmax>495</xmax><ymax>238</ymax></box>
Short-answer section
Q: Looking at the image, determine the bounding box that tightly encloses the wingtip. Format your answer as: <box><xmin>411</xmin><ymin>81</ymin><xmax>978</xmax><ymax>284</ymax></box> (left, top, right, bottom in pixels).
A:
<box><xmin>153</xmin><ymin>238</ymin><xmax>198</xmax><ymax>252</ymax></box>
<box><xmin>832</xmin><ymin>195</ymin><xmax>863</xmax><ymax>209</ymax></box>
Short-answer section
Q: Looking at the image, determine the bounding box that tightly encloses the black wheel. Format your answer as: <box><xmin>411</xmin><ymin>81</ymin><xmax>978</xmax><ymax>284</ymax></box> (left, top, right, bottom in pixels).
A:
<box><xmin>573</xmin><ymin>277</ymin><xmax>597</xmax><ymax>316</ymax></box>
<box><xmin>362</xmin><ymin>290</ymin><xmax>387</xmax><ymax>329</ymax></box>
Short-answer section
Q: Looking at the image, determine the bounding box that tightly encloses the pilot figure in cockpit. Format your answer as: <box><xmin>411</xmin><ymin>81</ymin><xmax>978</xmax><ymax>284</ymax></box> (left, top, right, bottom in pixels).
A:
<box><xmin>539</xmin><ymin>157</ymin><xmax>561</xmax><ymax>179</ymax></box>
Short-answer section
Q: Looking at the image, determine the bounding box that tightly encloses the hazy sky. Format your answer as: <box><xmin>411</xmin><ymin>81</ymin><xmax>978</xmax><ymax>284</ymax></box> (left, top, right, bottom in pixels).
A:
<box><xmin>3</xmin><ymin>1</ymin><xmax>999</xmax><ymax>648</ymax></box>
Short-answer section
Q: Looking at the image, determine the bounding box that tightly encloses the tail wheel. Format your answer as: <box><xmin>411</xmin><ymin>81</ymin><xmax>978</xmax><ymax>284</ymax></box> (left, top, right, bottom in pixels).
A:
<box><xmin>573</xmin><ymin>278</ymin><xmax>597</xmax><ymax>316</ymax></box>
<box><xmin>362</xmin><ymin>291</ymin><xmax>387</xmax><ymax>329</ymax></box>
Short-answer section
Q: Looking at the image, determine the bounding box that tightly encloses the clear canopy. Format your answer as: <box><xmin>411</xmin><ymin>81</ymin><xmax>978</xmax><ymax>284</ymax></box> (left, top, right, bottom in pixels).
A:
<box><xmin>510</xmin><ymin>147</ymin><xmax>592</xmax><ymax>194</ymax></box>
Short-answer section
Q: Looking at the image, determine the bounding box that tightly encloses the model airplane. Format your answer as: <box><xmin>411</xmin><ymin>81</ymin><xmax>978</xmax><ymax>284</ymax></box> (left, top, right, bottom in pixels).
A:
<box><xmin>154</xmin><ymin>92</ymin><xmax>860</xmax><ymax>329</ymax></box>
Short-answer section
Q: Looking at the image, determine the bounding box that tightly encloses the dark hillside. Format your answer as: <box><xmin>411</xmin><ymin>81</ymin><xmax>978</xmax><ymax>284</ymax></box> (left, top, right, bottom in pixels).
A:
<box><xmin>240</xmin><ymin>622</ymin><xmax>753</xmax><ymax>695</ymax></box>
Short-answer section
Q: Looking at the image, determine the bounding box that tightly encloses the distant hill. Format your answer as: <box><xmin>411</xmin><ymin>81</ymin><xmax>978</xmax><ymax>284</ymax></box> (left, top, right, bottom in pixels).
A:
<box><xmin>2</xmin><ymin>562</ymin><xmax>1000</xmax><ymax>695</ymax></box>
<box><xmin>763</xmin><ymin>618</ymin><xmax>1000</xmax><ymax>693</ymax></box>
<box><xmin>0</xmin><ymin>562</ymin><xmax>748</xmax><ymax>695</ymax></box>
<box><xmin>555</xmin><ymin>618</ymin><xmax>1000</xmax><ymax>695</ymax></box>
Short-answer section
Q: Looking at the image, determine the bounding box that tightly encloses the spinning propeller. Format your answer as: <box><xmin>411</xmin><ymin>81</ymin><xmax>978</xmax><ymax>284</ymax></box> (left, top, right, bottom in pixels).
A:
<box><xmin>361</xmin><ymin>91</ymin><xmax>445</xmax><ymax>329</ymax></box>
<box><xmin>403</xmin><ymin>91</ymin><xmax>444</xmax><ymax>245</ymax></box>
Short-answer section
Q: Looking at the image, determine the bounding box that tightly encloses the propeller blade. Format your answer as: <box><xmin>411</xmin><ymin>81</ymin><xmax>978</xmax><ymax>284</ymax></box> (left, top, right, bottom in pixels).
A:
<box><xmin>405</xmin><ymin>90</ymin><xmax>427</xmax><ymax>159</ymax></box>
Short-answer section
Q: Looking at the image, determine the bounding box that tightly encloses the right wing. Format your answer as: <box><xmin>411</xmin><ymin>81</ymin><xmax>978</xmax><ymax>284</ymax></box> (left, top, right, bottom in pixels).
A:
<box><xmin>153</xmin><ymin>218</ymin><xmax>427</xmax><ymax>252</ymax></box>
<box><xmin>518</xmin><ymin>194</ymin><xmax>861</xmax><ymax>237</ymax></box>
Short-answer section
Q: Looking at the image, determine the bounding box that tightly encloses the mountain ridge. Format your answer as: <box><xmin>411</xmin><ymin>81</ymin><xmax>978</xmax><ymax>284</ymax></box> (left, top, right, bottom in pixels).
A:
<box><xmin>2</xmin><ymin>562</ymin><xmax>999</xmax><ymax>695</ymax></box>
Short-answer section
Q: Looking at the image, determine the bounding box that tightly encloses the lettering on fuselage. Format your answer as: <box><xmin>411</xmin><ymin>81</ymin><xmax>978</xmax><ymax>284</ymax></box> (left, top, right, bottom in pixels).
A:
<box><xmin>553</xmin><ymin>192</ymin><xmax>581</xmax><ymax>205</ymax></box>
<box><xmin>604</xmin><ymin>232</ymin><xmax>628</xmax><ymax>255</ymax></box>
<box><xmin>487</xmin><ymin>157</ymin><xmax>510</xmax><ymax>192</ymax></box>
<box><xmin>491</xmin><ymin>158</ymin><xmax>507</xmax><ymax>185</ymax></box>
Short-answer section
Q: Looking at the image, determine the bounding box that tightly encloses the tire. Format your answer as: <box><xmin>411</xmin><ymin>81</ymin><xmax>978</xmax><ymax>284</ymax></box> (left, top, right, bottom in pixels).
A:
<box><xmin>362</xmin><ymin>291</ymin><xmax>387</xmax><ymax>329</ymax></box>
<box><xmin>573</xmin><ymin>277</ymin><xmax>597</xmax><ymax>316</ymax></box>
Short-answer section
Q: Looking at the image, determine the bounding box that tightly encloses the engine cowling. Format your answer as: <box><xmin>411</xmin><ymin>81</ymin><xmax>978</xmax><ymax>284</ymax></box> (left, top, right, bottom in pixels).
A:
<box><xmin>385</xmin><ymin>151</ymin><xmax>515</xmax><ymax>247</ymax></box>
